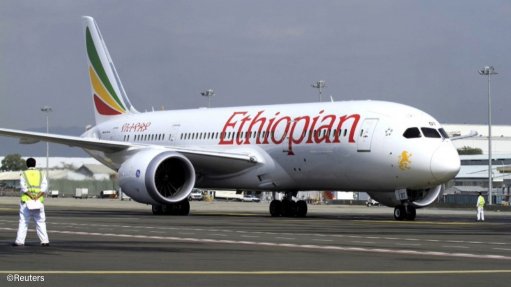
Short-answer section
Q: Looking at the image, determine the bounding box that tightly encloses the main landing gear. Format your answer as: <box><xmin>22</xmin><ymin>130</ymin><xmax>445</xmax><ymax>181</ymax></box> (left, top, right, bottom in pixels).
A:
<box><xmin>152</xmin><ymin>199</ymin><xmax>190</xmax><ymax>216</ymax></box>
<box><xmin>269</xmin><ymin>192</ymin><xmax>308</xmax><ymax>217</ymax></box>
<box><xmin>393</xmin><ymin>204</ymin><xmax>416</xmax><ymax>221</ymax></box>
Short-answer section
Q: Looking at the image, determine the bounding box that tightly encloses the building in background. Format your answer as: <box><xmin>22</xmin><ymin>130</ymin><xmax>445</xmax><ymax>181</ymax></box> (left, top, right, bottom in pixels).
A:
<box><xmin>443</xmin><ymin>124</ymin><xmax>511</xmax><ymax>205</ymax></box>
<box><xmin>0</xmin><ymin>157</ymin><xmax>117</xmax><ymax>198</ymax></box>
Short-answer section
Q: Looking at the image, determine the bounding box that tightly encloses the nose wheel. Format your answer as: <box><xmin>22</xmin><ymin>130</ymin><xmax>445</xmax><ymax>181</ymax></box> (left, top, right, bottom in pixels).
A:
<box><xmin>393</xmin><ymin>205</ymin><xmax>416</xmax><ymax>221</ymax></box>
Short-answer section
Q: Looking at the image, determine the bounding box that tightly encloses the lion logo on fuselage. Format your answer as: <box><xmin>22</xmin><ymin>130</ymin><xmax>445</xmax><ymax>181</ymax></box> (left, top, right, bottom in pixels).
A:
<box><xmin>398</xmin><ymin>151</ymin><xmax>412</xmax><ymax>170</ymax></box>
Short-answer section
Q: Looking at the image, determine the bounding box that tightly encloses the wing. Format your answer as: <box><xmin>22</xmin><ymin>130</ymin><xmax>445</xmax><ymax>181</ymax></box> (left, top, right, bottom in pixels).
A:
<box><xmin>0</xmin><ymin>128</ymin><xmax>260</xmax><ymax>174</ymax></box>
<box><xmin>450</xmin><ymin>130</ymin><xmax>478</xmax><ymax>141</ymax></box>
<box><xmin>0</xmin><ymin>128</ymin><xmax>129</xmax><ymax>153</ymax></box>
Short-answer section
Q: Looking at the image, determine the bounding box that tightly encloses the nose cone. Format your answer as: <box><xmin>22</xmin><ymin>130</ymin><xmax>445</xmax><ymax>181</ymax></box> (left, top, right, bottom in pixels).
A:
<box><xmin>430</xmin><ymin>143</ymin><xmax>461</xmax><ymax>182</ymax></box>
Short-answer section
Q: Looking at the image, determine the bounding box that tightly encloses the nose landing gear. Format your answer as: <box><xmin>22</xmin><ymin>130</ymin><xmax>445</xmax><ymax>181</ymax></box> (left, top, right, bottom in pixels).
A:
<box><xmin>393</xmin><ymin>204</ymin><xmax>416</xmax><ymax>221</ymax></box>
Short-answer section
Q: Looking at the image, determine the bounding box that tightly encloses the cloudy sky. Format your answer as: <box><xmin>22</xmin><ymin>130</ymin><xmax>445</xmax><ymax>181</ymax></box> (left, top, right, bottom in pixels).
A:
<box><xmin>1</xmin><ymin>0</ymin><xmax>510</xmax><ymax>155</ymax></box>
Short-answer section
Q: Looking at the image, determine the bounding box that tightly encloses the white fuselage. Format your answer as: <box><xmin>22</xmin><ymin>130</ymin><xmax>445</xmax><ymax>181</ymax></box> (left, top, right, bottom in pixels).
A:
<box><xmin>82</xmin><ymin>100</ymin><xmax>460</xmax><ymax>193</ymax></box>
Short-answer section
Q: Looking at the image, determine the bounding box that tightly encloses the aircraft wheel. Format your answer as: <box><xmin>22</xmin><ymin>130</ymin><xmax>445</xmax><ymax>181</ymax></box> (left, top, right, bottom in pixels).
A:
<box><xmin>393</xmin><ymin>206</ymin><xmax>406</xmax><ymax>220</ymax></box>
<box><xmin>162</xmin><ymin>204</ymin><xmax>176</xmax><ymax>215</ymax></box>
<box><xmin>405</xmin><ymin>206</ymin><xmax>416</xmax><ymax>221</ymax></box>
<box><xmin>177</xmin><ymin>200</ymin><xmax>190</xmax><ymax>216</ymax></box>
<box><xmin>152</xmin><ymin>205</ymin><xmax>164</xmax><ymax>215</ymax></box>
<box><xmin>269</xmin><ymin>200</ymin><xmax>282</xmax><ymax>217</ymax></box>
<box><xmin>282</xmin><ymin>200</ymin><xmax>297</xmax><ymax>217</ymax></box>
<box><xmin>296</xmin><ymin>200</ymin><xmax>308</xmax><ymax>217</ymax></box>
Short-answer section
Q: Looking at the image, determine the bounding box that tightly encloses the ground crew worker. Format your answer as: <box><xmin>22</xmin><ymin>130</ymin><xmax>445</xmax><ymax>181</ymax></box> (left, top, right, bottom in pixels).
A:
<box><xmin>476</xmin><ymin>192</ymin><xmax>485</xmax><ymax>222</ymax></box>
<box><xmin>13</xmin><ymin>158</ymin><xmax>50</xmax><ymax>246</ymax></box>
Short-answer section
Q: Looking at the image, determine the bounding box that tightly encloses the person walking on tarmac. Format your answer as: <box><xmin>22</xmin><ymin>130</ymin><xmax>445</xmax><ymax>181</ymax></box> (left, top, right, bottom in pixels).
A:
<box><xmin>476</xmin><ymin>192</ymin><xmax>486</xmax><ymax>222</ymax></box>
<box><xmin>12</xmin><ymin>158</ymin><xmax>50</xmax><ymax>246</ymax></box>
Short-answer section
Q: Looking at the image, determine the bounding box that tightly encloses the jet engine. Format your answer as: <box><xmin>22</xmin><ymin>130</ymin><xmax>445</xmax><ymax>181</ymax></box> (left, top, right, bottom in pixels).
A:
<box><xmin>367</xmin><ymin>185</ymin><xmax>444</xmax><ymax>208</ymax></box>
<box><xmin>117</xmin><ymin>149</ymin><xmax>196</xmax><ymax>205</ymax></box>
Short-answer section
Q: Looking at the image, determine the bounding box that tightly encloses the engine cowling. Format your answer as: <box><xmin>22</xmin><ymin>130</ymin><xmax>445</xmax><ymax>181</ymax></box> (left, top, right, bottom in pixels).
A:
<box><xmin>367</xmin><ymin>185</ymin><xmax>444</xmax><ymax>208</ymax></box>
<box><xmin>117</xmin><ymin>149</ymin><xmax>196</xmax><ymax>205</ymax></box>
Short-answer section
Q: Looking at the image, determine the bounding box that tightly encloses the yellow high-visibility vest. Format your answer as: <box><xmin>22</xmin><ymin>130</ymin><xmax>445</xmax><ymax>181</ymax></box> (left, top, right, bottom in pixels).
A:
<box><xmin>477</xmin><ymin>195</ymin><xmax>485</xmax><ymax>208</ymax></box>
<box><xmin>20</xmin><ymin>169</ymin><xmax>44</xmax><ymax>203</ymax></box>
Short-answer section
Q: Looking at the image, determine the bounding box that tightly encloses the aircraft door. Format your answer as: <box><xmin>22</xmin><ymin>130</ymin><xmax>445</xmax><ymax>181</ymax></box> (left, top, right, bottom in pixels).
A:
<box><xmin>357</xmin><ymin>118</ymin><xmax>379</xmax><ymax>152</ymax></box>
<box><xmin>168</xmin><ymin>123</ymin><xmax>181</xmax><ymax>144</ymax></box>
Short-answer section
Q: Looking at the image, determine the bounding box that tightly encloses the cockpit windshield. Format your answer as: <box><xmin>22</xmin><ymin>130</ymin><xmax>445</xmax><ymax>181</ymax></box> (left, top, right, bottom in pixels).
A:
<box><xmin>403</xmin><ymin>127</ymin><xmax>449</xmax><ymax>139</ymax></box>
<box><xmin>403</xmin><ymin>128</ymin><xmax>421</xmax><ymax>138</ymax></box>
<box><xmin>438</xmin><ymin>128</ymin><xmax>449</xmax><ymax>139</ymax></box>
<box><xmin>421</xmin><ymin>127</ymin><xmax>441</xmax><ymax>138</ymax></box>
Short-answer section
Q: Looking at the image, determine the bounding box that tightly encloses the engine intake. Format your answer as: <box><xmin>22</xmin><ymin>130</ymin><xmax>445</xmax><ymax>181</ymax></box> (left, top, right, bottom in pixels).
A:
<box><xmin>118</xmin><ymin>149</ymin><xmax>196</xmax><ymax>205</ymax></box>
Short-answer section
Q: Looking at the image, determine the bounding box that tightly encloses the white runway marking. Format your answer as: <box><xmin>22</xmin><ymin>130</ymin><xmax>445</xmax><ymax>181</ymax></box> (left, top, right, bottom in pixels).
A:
<box><xmin>1</xmin><ymin>226</ymin><xmax>510</xmax><ymax>261</ymax></box>
<box><xmin>394</xmin><ymin>243</ymin><xmax>421</xmax><ymax>247</ymax></box>
<box><xmin>443</xmin><ymin>245</ymin><xmax>469</xmax><ymax>249</ymax></box>
<box><xmin>312</xmin><ymin>239</ymin><xmax>333</xmax><ymax>242</ymax></box>
<box><xmin>352</xmin><ymin>241</ymin><xmax>375</xmax><ymax>245</ymax></box>
<box><xmin>1</xmin><ymin>219</ymin><xmax>511</xmax><ymax>249</ymax></box>
<box><xmin>240</xmin><ymin>235</ymin><xmax>260</xmax><ymax>238</ymax></box>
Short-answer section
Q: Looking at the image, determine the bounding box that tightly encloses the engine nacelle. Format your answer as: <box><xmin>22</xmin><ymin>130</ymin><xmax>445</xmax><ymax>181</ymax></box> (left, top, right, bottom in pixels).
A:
<box><xmin>118</xmin><ymin>149</ymin><xmax>196</xmax><ymax>205</ymax></box>
<box><xmin>367</xmin><ymin>185</ymin><xmax>444</xmax><ymax>208</ymax></box>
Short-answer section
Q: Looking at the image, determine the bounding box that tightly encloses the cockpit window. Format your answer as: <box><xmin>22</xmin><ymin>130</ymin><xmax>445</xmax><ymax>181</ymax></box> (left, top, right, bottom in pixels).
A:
<box><xmin>421</xmin><ymin>127</ymin><xmax>441</xmax><ymax>138</ymax></box>
<box><xmin>438</xmin><ymin>128</ymin><xmax>449</xmax><ymax>139</ymax></box>
<box><xmin>403</xmin><ymin>127</ymin><xmax>421</xmax><ymax>139</ymax></box>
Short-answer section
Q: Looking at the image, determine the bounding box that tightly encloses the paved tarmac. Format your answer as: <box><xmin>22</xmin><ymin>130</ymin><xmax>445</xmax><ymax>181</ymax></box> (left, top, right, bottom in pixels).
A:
<box><xmin>0</xmin><ymin>197</ymin><xmax>510</xmax><ymax>287</ymax></box>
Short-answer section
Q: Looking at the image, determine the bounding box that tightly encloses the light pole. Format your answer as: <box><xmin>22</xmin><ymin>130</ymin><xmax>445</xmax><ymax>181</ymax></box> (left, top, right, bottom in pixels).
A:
<box><xmin>311</xmin><ymin>80</ymin><xmax>326</xmax><ymax>102</ymax></box>
<box><xmin>41</xmin><ymin>106</ymin><xmax>52</xmax><ymax>184</ymax></box>
<box><xmin>201</xmin><ymin>89</ymin><xmax>215</xmax><ymax>108</ymax></box>
<box><xmin>479</xmin><ymin>66</ymin><xmax>497</xmax><ymax>205</ymax></box>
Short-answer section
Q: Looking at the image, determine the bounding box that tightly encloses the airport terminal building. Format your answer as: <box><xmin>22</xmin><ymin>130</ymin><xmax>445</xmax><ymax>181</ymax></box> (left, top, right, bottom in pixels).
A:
<box><xmin>442</xmin><ymin>124</ymin><xmax>511</xmax><ymax>204</ymax></box>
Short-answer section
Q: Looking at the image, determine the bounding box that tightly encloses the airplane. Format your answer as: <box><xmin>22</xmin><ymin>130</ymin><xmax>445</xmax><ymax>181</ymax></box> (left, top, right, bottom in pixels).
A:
<box><xmin>0</xmin><ymin>16</ymin><xmax>461</xmax><ymax>220</ymax></box>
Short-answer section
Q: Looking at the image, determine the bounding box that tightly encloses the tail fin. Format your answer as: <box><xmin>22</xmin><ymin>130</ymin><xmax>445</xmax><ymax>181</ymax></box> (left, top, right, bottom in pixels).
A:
<box><xmin>82</xmin><ymin>16</ymin><xmax>137</xmax><ymax>124</ymax></box>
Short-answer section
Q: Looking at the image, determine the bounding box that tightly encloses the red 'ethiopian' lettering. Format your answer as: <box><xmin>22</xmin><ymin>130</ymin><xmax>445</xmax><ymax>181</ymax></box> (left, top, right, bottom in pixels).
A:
<box><xmin>219</xmin><ymin>112</ymin><xmax>247</xmax><ymax>144</ymax></box>
<box><xmin>219</xmin><ymin>110</ymin><xmax>360</xmax><ymax>155</ymax></box>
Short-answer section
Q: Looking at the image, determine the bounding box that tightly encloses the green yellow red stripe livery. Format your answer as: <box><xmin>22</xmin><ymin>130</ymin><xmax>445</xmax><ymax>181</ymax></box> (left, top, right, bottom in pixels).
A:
<box><xmin>83</xmin><ymin>16</ymin><xmax>134</xmax><ymax>122</ymax></box>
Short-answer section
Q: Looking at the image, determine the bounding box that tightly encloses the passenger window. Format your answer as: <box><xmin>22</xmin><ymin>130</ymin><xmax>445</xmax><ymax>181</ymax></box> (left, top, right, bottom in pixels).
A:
<box><xmin>421</xmin><ymin>127</ymin><xmax>441</xmax><ymax>138</ymax></box>
<box><xmin>403</xmin><ymin>128</ymin><xmax>421</xmax><ymax>139</ymax></box>
<box><xmin>438</xmin><ymin>128</ymin><xmax>449</xmax><ymax>139</ymax></box>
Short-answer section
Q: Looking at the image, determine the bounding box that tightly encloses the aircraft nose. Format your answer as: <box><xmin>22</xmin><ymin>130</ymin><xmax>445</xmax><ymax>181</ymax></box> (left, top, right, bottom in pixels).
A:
<box><xmin>430</xmin><ymin>143</ymin><xmax>461</xmax><ymax>182</ymax></box>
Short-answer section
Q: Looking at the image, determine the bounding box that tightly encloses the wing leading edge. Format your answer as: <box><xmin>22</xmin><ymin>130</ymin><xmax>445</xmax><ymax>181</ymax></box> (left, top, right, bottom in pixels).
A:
<box><xmin>0</xmin><ymin>128</ymin><xmax>259</xmax><ymax>173</ymax></box>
